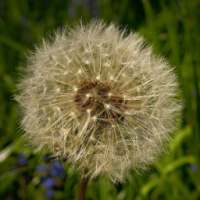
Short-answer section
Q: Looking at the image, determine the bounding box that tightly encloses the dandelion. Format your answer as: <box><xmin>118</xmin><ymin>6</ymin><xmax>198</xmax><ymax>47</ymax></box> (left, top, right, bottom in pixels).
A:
<box><xmin>16</xmin><ymin>21</ymin><xmax>181</xmax><ymax>184</ymax></box>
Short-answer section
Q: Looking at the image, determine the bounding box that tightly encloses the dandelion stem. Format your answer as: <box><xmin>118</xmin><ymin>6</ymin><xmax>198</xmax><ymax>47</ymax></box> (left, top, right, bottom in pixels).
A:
<box><xmin>78</xmin><ymin>177</ymin><xmax>89</xmax><ymax>200</ymax></box>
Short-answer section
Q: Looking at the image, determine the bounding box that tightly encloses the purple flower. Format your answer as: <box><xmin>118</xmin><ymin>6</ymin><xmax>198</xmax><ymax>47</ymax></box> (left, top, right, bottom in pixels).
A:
<box><xmin>17</xmin><ymin>153</ymin><xmax>27</xmax><ymax>166</ymax></box>
<box><xmin>189</xmin><ymin>164</ymin><xmax>197</xmax><ymax>172</ymax></box>
<box><xmin>43</xmin><ymin>154</ymin><xmax>52</xmax><ymax>162</ymax></box>
<box><xmin>42</xmin><ymin>177</ymin><xmax>55</xmax><ymax>188</ymax></box>
<box><xmin>36</xmin><ymin>164</ymin><xmax>47</xmax><ymax>173</ymax></box>
<box><xmin>45</xmin><ymin>189</ymin><xmax>54</xmax><ymax>199</ymax></box>
<box><xmin>50</xmin><ymin>160</ymin><xmax>64</xmax><ymax>177</ymax></box>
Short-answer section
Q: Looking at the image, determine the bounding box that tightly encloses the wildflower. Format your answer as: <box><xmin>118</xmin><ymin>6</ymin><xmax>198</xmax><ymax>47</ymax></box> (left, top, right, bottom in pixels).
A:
<box><xmin>16</xmin><ymin>21</ymin><xmax>181</xmax><ymax>182</ymax></box>
<box><xmin>42</xmin><ymin>177</ymin><xmax>55</xmax><ymax>188</ymax></box>
<box><xmin>45</xmin><ymin>189</ymin><xmax>54</xmax><ymax>199</ymax></box>
<box><xmin>50</xmin><ymin>160</ymin><xmax>65</xmax><ymax>177</ymax></box>
<box><xmin>189</xmin><ymin>164</ymin><xmax>197</xmax><ymax>172</ymax></box>
<box><xmin>17</xmin><ymin>153</ymin><xmax>28</xmax><ymax>166</ymax></box>
<box><xmin>43</xmin><ymin>154</ymin><xmax>53</xmax><ymax>162</ymax></box>
<box><xmin>36</xmin><ymin>164</ymin><xmax>47</xmax><ymax>173</ymax></box>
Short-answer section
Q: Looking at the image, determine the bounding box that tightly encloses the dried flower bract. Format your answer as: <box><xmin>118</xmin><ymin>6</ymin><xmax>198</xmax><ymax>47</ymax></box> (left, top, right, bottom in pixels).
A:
<box><xmin>16</xmin><ymin>21</ymin><xmax>181</xmax><ymax>182</ymax></box>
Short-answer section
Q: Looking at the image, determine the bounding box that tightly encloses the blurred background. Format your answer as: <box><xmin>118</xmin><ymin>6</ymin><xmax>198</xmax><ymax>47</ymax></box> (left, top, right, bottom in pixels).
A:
<box><xmin>0</xmin><ymin>0</ymin><xmax>200</xmax><ymax>199</ymax></box>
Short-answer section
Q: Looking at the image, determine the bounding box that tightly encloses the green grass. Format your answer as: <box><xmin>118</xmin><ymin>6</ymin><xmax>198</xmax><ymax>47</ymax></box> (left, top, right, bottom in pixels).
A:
<box><xmin>0</xmin><ymin>0</ymin><xmax>200</xmax><ymax>199</ymax></box>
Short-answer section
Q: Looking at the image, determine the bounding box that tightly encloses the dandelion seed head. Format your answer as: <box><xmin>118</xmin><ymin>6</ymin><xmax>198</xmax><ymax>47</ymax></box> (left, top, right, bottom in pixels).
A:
<box><xmin>16</xmin><ymin>21</ymin><xmax>181</xmax><ymax>182</ymax></box>
<box><xmin>92</xmin><ymin>115</ymin><xmax>97</xmax><ymax>121</ymax></box>
<box><xmin>96</xmin><ymin>75</ymin><xmax>100</xmax><ymax>80</ymax></box>
<box><xmin>55</xmin><ymin>87</ymin><xmax>61</xmax><ymax>93</ymax></box>
<box><xmin>77</xmin><ymin>69</ymin><xmax>82</xmax><ymax>75</ymax></box>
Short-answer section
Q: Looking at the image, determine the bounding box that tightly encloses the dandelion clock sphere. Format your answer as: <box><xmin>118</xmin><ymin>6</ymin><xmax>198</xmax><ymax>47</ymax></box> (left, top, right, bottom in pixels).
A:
<box><xmin>16</xmin><ymin>21</ymin><xmax>181</xmax><ymax>182</ymax></box>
